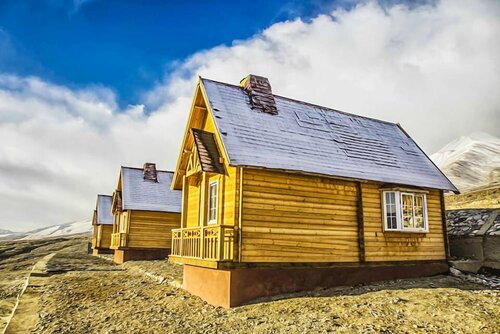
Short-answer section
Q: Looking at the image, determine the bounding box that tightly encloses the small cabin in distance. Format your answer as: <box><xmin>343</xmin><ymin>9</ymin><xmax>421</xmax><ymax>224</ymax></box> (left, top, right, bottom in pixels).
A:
<box><xmin>91</xmin><ymin>194</ymin><xmax>114</xmax><ymax>255</ymax></box>
<box><xmin>169</xmin><ymin>75</ymin><xmax>459</xmax><ymax>308</ymax></box>
<box><xmin>110</xmin><ymin>163</ymin><xmax>182</xmax><ymax>264</ymax></box>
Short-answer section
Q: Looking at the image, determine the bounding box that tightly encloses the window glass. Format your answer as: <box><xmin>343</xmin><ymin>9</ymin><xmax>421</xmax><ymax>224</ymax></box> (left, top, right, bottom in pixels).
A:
<box><xmin>208</xmin><ymin>181</ymin><xmax>218</xmax><ymax>224</ymax></box>
<box><xmin>401</xmin><ymin>193</ymin><xmax>414</xmax><ymax>229</ymax></box>
<box><xmin>414</xmin><ymin>195</ymin><xmax>425</xmax><ymax>229</ymax></box>
<box><xmin>384</xmin><ymin>192</ymin><xmax>398</xmax><ymax>230</ymax></box>
<box><xmin>120</xmin><ymin>216</ymin><xmax>126</xmax><ymax>233</ymax></box>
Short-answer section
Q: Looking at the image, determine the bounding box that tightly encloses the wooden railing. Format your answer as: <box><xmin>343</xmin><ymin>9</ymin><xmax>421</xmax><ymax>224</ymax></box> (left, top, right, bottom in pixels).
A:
<box><xmin>171</xmin><ymin>225</ymin><xmax>235</xmax><ymax>261</ymax></box>
<box><xmin>111</xmin><ymin>233</ymin><xmax>127</xmax><ymax>248</ymax></box>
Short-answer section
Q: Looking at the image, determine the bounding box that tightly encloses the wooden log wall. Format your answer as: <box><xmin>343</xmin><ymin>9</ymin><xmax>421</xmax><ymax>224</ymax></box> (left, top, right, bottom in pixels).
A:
<box><xmin>239</xmin><ymin>168</ymin><xmax>447</xmax><ymax>263</ymax></box>
<box><xmin>126</xmin><ymin>211</ymin><xmax>180</xmax><ymax>249</ymax></box>
<box><xmin>98</xmin><ymin>225</ymin><xmax>113</xmax><ymax>249</ymax></box>
<box><xmin>240</xmin><ymin>169</ymin><xmax>360</xmax><ymax>263</ymax></box>
<box><xmin>361</xmin><ymin>183</ymin><xmax>446</xmax><ymax>261</ymax></box>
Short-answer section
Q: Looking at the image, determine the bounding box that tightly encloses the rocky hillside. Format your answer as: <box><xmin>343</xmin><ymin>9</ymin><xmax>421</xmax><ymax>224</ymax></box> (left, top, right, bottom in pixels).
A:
<box><xmin>431</xmin><ymin>132</ymin><xmax>500</xmax><ymax>192</ymax></box>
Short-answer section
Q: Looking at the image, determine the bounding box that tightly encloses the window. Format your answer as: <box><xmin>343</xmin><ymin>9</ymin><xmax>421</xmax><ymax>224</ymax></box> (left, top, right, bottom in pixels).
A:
<box><xmin>207</xmin><ymin>181</ymin><xmax>219</xmax><ymax>225</ymax></box>
<box><xmin>120</xmin><ymin>213</ymin><xmax>127</xmax><ymax>233</ymax></box>
<box><xmin>382</xmin><ymin>191</ymin><xmax>428</xmax><ymax>232</ymax></box>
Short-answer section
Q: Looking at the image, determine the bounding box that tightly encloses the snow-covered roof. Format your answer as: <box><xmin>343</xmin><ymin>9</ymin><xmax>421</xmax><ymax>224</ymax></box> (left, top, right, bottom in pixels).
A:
<box><xmin>96</xmin><ymin>195</ymin><xmax>113</xmax><ymax>225</ymax></box>
<box><xmin>121</xmin><ymin>167</ymin><xmax>181</xmax><ymax>212</ymax></box>
<box><xmin>201</xmin><ymin>78</ymin><xmax>458</xmax><ymax>192</ymax></box>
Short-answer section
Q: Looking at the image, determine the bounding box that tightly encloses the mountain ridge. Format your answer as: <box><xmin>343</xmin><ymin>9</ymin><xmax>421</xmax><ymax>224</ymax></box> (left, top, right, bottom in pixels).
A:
<box><xmin>431</xmin><ymin>132</ymin><xmax>500</xmax><ymax>192</ymax></box>
<box><xmin>0</xmin><ymin>219</ymin><xmax>91</xmax><ymax>241</ymax></box>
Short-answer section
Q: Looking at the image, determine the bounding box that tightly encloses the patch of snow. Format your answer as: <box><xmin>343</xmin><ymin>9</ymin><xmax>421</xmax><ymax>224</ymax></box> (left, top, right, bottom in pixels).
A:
<box><xmin>431</xmin><ymin>132</ymin><xmax>500</xmax><ymax>192</ymax></box>
<box><xmin>19</xmin><ymin>219</ymin><xmax>92</xmax><ymax>240</ymax></box>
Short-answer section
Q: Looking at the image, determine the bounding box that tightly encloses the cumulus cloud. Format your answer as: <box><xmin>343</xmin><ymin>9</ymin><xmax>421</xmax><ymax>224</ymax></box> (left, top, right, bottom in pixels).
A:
<box><xmin>1</xmin><ymin>0</ymin><xmax>499</xmax><ymax>230</ymax></box>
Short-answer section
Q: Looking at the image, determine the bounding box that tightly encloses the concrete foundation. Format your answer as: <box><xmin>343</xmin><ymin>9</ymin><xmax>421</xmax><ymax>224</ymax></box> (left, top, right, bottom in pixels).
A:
<box><xmin>183</xmin><ymin>262</ymin><xmax>449</xmax><ymax>308</ymax></box>
<box><xmin>449</xmin><ymin>236</ymin><xmax>500</xmax><ymax>273</ymax></box>
<box><xmin>92</xmin><ymin>248</ymin><xmax>114</xmax><ymax>256</ymax></box>
<box><xmin>113</xmin><ymin>248</ymin><xmax>169</xmax><ymax>264</ymax></box>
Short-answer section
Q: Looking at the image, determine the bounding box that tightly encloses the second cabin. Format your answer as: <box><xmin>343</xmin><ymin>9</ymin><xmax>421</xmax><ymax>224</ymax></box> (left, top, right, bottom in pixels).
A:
<box><xmin>110</xmin><ymin>163</ymin><xmax>182</xmax><ymax>264</ymax></box>
<box><xmin>91</xmin><ymin>194</ymin><xmax>114</xmax><ymax>255</ymax></box>
<box><xmin>169</xmin><ymin>74</ymin><xmax>459</xmax><ymax>307</ymax></box>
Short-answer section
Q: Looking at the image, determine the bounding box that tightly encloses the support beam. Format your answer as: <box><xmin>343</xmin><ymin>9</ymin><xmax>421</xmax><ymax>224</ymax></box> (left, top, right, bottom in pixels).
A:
<box><xmin>181</xmin><ymin>175</ymin><xmax>189</xmax><ymax>228</ymax></box>
<box><xmin>356</xmin><ymin>182</ymin><xmax>365</xmax><ymax>263</ymax></box>
<box><xmin>440</xmin><ymin>190</ymin><xmax>450</xmax><ymax>260</ymax></box>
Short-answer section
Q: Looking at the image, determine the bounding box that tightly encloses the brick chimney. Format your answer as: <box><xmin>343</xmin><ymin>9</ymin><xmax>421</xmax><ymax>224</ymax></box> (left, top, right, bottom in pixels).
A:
<box><xmin>240</xmin><ymin>75</ymin><xmax>278</xmax><ymax>115</ymax></box>
<box><xmin>143</xmin><ymin>162</ymin><xmax>158</xmax><ymax>182</ymax></box>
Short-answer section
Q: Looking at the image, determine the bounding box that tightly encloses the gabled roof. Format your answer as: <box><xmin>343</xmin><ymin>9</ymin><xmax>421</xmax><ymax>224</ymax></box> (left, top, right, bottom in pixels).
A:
<box><xmin>200</xmin><ymin>78</ymin><xmax>458</xmax><ymax>192</ymax></box>
<box><xmin>192</xmin><ymin>128</ymin><xmax>225</xmax><ymax>174</ymax></box>
<box><xmin>121</xmin><ymin>167</ymin><xmax>181</xmax><ymax>212</ymax></box>
<box><xmin>96</xmin><ymin>195</ymin><xmax>113</xmax><ymax>225</ymax></box>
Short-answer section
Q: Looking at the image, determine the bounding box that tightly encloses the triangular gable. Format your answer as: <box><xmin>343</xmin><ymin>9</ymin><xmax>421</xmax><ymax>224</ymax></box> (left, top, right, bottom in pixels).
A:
<box><xmin>111</xmin><ymin>171</ymin><xmax>123</xmax><ymax>213</ymax></box>
<box><xmin>172</xmin><ymin>79</ymin><xmax>230</xmax><ymax>190</ymax></box>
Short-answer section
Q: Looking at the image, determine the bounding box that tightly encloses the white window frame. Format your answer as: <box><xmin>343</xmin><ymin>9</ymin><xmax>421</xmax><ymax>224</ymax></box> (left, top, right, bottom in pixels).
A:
<box><xmin>382</xmin><ymin>190</ymin><xmax>428</xmax><ymax>233</ymax></box>
<box><xmin>207</xmin><ymin>180</ymin><xmax>219</xmax><ymax>225</ymax></box>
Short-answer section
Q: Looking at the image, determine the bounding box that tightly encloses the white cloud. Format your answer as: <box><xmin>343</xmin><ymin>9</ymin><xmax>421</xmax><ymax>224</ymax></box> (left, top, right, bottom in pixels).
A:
<box><xmin>1</xmin><ymin>0</ymin><xmax>499</xmax><ymax>231</ymax></box>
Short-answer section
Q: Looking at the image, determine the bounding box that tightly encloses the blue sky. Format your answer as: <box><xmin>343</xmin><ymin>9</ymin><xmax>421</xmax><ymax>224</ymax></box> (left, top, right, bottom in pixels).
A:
<box><xmin>0</xmin><ymin>0</ymin><xmax>498</xmax><ymax>231</ymax></box>
<box><xmin>0</xmin><ymin>0</ymin><xmax>352</xmax><ymax>107</ymax></box>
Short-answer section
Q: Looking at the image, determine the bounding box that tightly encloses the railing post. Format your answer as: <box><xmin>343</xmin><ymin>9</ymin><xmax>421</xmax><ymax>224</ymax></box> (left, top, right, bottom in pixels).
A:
<box><xmin>200</xmin><ymin>226</ymin><xmax>205</xmax><ymax>259</ymax></box>
<box><xmin>179</xmin><ymin>230</ymin><xmax>183</xmax><ymax>257</ymax></box>
<box><xmin>218</xmin><ymin>226</ymin><xmax>223</xmax><ymax>261</ymax></box>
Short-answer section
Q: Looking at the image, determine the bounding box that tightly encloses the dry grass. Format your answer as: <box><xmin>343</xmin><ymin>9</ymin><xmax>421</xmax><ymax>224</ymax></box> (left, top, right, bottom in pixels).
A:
<box><xmin>445</xmin><ymin>186</ymin><xmax>500</xmax><ymax>210</ymax></box>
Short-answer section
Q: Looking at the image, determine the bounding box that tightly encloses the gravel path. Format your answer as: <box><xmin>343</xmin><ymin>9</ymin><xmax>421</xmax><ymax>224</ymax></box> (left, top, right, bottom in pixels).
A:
<box><xmin>30</xmin><ymin>241</ymin><xmax>500</xmax><ymax>334</ymax></box>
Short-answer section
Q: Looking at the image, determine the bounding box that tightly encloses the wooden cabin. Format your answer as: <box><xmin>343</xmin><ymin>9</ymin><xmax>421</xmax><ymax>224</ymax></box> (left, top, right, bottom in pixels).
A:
<box><xmin>91</xmin><ymin>194</ymin><xmax>114</xmax><ymax>255</ymax></box>
<box><xmin>169</xmin><ymin>74</ymin><xmax>459</xmax><ymax>308</ymax></box>
<box><xmin>110</xmin><ymin>163</ymin><xmax>181</xmax><ymax>264</ymax></box>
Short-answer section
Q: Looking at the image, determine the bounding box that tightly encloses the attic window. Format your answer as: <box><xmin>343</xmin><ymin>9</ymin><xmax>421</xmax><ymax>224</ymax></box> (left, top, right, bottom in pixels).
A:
<box><xmin>382</xmin><ymin>191</ymin><xmax>428</xmax><ymax>232</ymax></box>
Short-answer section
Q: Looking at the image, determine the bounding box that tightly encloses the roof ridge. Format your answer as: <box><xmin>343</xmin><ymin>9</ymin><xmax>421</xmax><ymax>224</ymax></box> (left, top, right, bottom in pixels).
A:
<box><xmin>200</xmin><ymin>77</ymin><xmax>397</xmax><ymax>126</ymax></box>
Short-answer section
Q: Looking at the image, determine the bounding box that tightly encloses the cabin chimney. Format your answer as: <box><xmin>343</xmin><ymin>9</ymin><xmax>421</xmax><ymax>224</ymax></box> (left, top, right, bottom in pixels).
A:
<box><xmin>240</xmin><ymin>74</ymin><xmax>278</xmax><ymax>115</ymax></box>
<box><xmin>143</xmin><ymin>162</ymin><xmax>158</xmax><ymax>182</ymax></box>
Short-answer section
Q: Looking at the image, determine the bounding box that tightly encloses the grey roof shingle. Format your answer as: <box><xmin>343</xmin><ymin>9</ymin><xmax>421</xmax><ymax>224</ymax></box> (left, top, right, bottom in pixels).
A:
<box><xmin>121</xmin><ymin>167</ymin><xmax>181</xmax><ymax>212</ymax></box>
<box><xmin>201</xmin><ymin>78</ymin><xmax>458</xmax><ymax>192</ymax></box>
<box><xmin>96</xmin><ymin>194</ymin><xmax>113</xmax><ymax>225</ymax></box>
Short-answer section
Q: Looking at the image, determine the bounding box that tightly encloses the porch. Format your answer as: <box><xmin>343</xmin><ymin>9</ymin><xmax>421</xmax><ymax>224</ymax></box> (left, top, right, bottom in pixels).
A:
<box><xmin>170</xmin><ymin>225</ymin><xmax>236</xmax><ymax>268</ymax></box>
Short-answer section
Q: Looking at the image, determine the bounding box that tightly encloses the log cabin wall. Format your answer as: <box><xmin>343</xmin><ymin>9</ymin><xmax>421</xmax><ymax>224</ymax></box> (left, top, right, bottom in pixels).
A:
<box><xmin>239</xmin><ymin>168</ymin><xmax>447</xmax><ymax>264</ymax></box>
<box><xmin>97</xmin><ymin>225</ymin><xmax>113</xmax><ymax>249</ymax></box>
<box><xmin>240</xmin><ymin>168</ymin><xmax>360</xmax><ymax>263</ymax></box>
<box><xmin>361</xmin><ymin>183</ymin><xmax>446</xmax><ymax>262</ymax></box>
<box><xmin>127</xmin><ymin>210</ymin><xmax>180</xmax><ymax>249</ymax></box>
<box><xmin>186</xmin><ymin>183</ymin><xmax>201</xmax><ymax>228</ymax></box>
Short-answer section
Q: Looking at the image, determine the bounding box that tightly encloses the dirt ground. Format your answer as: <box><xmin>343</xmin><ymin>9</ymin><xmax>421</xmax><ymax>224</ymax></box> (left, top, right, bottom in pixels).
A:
<box><xmin>1</xmin><ymin>237</ymin><xmax>499</xmax><ymax>334</ymax></box>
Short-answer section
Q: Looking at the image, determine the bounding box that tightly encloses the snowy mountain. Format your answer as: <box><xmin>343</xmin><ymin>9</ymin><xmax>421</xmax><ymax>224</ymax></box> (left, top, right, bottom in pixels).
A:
<box><xmin>431</xmin><ymin>132</ymin><xmax>500</xmax><ymax>192</ymax></box>
<box><xmin>18</xmin><ymin>219</ymin><xmax>92</xmax><ymax>240</ymax></box>
<box><xmin>0</xmin><ymin>220</ymin><xmax>92</xmax><ymax>241</ymax></box>
<box><xmin>0</xmin><ymin>228</ymin><xmax>21</xmax><ymax>239</ymax></box>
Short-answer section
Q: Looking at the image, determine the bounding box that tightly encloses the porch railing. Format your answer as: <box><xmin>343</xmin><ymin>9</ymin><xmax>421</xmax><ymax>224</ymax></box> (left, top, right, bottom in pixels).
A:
<box><xmin>111</xmin><ymin>232</ymin><xmax>127</xmax><ymax>248</ymax></box>
<box><xmin>171</xmin><ymin>225</ymin><xmax>235</xmax><ymax>261</ymax></box>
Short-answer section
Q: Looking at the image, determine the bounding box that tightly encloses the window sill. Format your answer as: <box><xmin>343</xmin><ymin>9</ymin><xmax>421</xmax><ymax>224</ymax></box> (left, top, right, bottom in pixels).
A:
<box><xmin>383</xmin><ymin>229</ymin><xmax>428</xmax><ymax>234</ymax></box>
